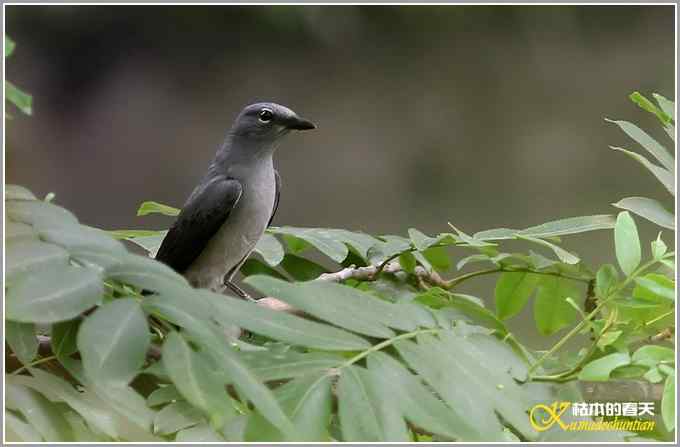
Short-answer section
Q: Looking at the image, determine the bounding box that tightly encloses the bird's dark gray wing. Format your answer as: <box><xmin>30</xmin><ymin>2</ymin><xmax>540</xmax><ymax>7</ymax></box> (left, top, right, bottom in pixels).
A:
<box><xmin>156</xmin><ymin>176</ymin><xmax>242</xmax><ymax>273</ymax></box>
<box><xmin>267</xmin><ymin>169</ymin><xmax>281</xmax><ymax>227</ymax></box>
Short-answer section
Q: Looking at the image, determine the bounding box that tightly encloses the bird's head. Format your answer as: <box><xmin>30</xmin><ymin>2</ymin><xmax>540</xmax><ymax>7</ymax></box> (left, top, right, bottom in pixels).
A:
<box><xmin>231</xmin><ymin>102</ymin><xmax>316</xmax><ymax>140</ymax></box>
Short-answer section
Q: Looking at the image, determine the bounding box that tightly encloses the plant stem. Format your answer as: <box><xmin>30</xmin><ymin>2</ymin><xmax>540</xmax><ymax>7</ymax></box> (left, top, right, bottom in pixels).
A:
<box><xmin>11</xmin><ymin>355</ymin><xmax>58</xmax><ymax>376</ymax></box>
<box><xmin>340</xmin><ymin>328</ymin><xmax>441</xmax><ymax>369</ymax></box>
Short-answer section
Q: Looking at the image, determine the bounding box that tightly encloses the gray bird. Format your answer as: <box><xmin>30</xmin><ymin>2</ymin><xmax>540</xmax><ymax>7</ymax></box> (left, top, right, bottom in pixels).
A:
<box><xmin>155</xmin><ymin>102</ymin><xmax>315</xmax><ymax>299</ymax></box>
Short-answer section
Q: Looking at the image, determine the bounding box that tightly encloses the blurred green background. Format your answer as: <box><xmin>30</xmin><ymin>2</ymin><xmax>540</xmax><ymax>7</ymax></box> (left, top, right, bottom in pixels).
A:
<box><xmin>5</xmin><ymin>5</ymin><xmax>675</xmax><ymax>345</ymax></box>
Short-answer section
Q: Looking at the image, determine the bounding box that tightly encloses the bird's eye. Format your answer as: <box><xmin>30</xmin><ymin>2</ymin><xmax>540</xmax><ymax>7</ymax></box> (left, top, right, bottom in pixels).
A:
<box><xmin>258</xmin><ymin>109</ymin><xmax>274</xmax><ymax>123</ymax></box>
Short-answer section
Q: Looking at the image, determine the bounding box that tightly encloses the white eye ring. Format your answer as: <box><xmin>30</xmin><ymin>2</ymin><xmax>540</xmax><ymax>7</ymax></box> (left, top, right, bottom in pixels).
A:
<box><xmin>258</xmin><ymin>108</ymin><xmax>274</xmax><ymax>123</ymax></box>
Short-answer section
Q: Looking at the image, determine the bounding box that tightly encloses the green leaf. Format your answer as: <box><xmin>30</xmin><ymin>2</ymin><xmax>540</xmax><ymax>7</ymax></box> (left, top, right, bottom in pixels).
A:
<box><xmin>610</xmin><ymin>146</ymin><xmax>674</xmax><ymax>196</ymax></box>
<box><xmin>612</xmin><ymin>197</ymin><xmax>674</xmax><ymax>230</ymax></box>
<box><xmin>161</xmin><ymin>332</ymin><xmax>235</xmax><ymax>428</ymax></box>
<box><xmin>105</xmin><ymin>252</ymin><xmax>189</xmax><ymax>293</ymax></box>
<box><xmin>578</xmin><ymin>352</ymin><xmax>631</xmax><ymax>381</ymax></box>
<box><xmin>153</xmin><ymin>401</ymin><xmax>204</xmax><ymax>435</ymax></box>
<box><xmin>252</xmin><ymin>233</ymin><xmax>285</xmax><ymax>266</ymax></box>
<box><xmin>6</xmin><ymin>265</ymin><xmax>103</xmax><ymax>324</ymax></box>
<box><xmin>279</xmin><ymin>254</ymin><xmax>328</xmax><ymax>281</ymax></box>
<box><xmin>204</xmin><ymin>339</ymin><xmax>297</xmax><ymax>439</ymax></box>
<box><xmin>5</xmin><ymin>184</ymin><xmax>36</xmax><ymax>200</ymax></box>
<box><xmin>6</xmin><ymin>80</ymin><xmax>33</xmax><ymax>115</ymax></box>
<box><xmin>6</xmin><ymin>200</ymin><xmax>77</xmax><ymax>227</ymax></box>
<box><xmin>108</xmin><ymin>229</ymin><xmax>164</xmax><ymax>239</ymax></box>
<box><xmin>269</xmin><ymin>227</ymin><xmax>348</xmax><ymax>263</ymax></box>
<box><xmin>338</xmin><ymin>365</ymin><xmax>409</xmax><ymax>442</ymax></box>
<box><xmin>607</xmin><ymin>118</ymin><xmax>674</xmax><ymax>171</ymax></box>
<box><xmin>662</xmin><ymin>372</ymin><xmax>675</xmax><ymax>431</ymax></box>
<box><xmin>123</xmin><ymin>232</ymin><xmax>166</xmax><ymax>257</ymax></box>
<box><xmin>614</xmin><ymin>211</ymin><xmax>641</xmax><ymax>276</ymax></box>
<box><xmin>595</xmin><ymin>264</ymin><xmax>619</xmax><ymax>298</ymax></box>
<box><xmin>175</xmin><ymin>423</ymin><xmax>225</xmax><ymax>441</ymax></box>
<box><xmin>6</xmin><ymin>222</ymin><xmax>37</xmax><ymax>243</ymax></box>
<box><xmin>6</xmin><ymin>240</ymin><xmax>69</xmax><ymax>283</ymax></box>
<box><xmin>519</xmin><ymin>215</ymin><xmax>617</xmax><ymax>238</ymax></box>
<box><xmin>78</xmin><ymin>298</ymin><xmax>150</xmax><ymax>386</ymax></box>
<box><xmin>398</xmin><ymin>251</ymin><xmax>417</xmax><ymax>273</ymax></box>
<box><xmin>633</xmin><ymin>274</ymin><xmax>675</xmax><ymax>302</ymax></box>
<box><xmin>147</xmin><ymin>385</ymin><xmax>181</xmax><ymax>407</ymax></box>
<box><xmin>246</xmin><ymin>275</ymin><xmax>434</xmax><ymax>337</ymax></box>
<box><xmin>533</xmin><ymin>276</ymin><xmax>580</xmax><ymax>335</ymax></box>
<box><xmin>516</xmin><ymin>234</ymin><xmax>579</xmax><ymax>264</ymax></box>
<box><xmin>408</xmin><ymin>228</ymin><xmax>438</xmax><ymax>250</ymax></box>
<box><xmin>422</xmin><ymin>246</ymin><xmax>451</xmax><ymax>272</ymax></box>
<box><xmin>239</xmin><ymin>258</ymin><xmax>288</xmax><ymax>280</ymax></box>
<box><xmin>35</xmin><ymin>222</ymin><xmax>127</xmax><ymax>254</ymax></box>
<box><xmin>6</xmin><ymin>35</ymin><xmax>16</xmax><ymax>58</ymax></box>
<box><xmin>494</xmin><ymin>272</ymin><xmax>540</xmax><ymax>320</ymax></box>
<box><xmin>51</xmin><ymin>319</ymin><xmax>80</xmax><ymax>358</ymax></box>
<box><xmin>194</xmin><ymin>290</ymin><xmax>370</xmax><ymax>351</ymax></box>
<box><xmin>367</xmin><ymin>235</ymin><xmax>411</xmax><ymax>264</ymax></box>
<box><xmin>651</xmin><ymin>232</ymin><xmax>668</xmax><ymax>259</ymax></box>
<box><xmin>629</xmin><ymin>92</ymin><xmax>673</xmax><ymax>126</ymax></box>
<box><xmin>653</xmin><ymin>92</ymin><xmax>675</xmax><ymax>122</ymax></box>
<box><xmin>631</xmin><ymin>345</ymin><xmax>674</xmax><ymax>367</ymax></box>
<box><xmin>6</xmin><ymin>321</ymin><xmax>38</xmax><ymax>365</ymax></box>
<box><xmin>137</xmin><ymin>201</ymin><xmax>180</xmax><ymax>216</ymax></box>
<box><xmin>367</xmin><ymin>351</ymin><xmax>482</xmax><ymax>440</ymax></box>
<box><xmin>5</xmin><ymin>409</ymin><xmax>43</xmax><ymax>441</ymax></box>
<box><xmin>241</xmin><ymin>349</ymin><xmax>344</xmax><ymax>382</ymax></box>
<box><xmin>322</xmin><ymin>228</ymin><xmax>382</xmax><ymax>261</ymax></box>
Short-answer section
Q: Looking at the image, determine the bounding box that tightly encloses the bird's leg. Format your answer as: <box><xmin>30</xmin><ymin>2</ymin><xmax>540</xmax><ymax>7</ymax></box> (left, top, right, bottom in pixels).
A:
<box><xmin>223</xmin><ymin>279</ymin><xmax>257</xmax><ymax>303</ymax></box>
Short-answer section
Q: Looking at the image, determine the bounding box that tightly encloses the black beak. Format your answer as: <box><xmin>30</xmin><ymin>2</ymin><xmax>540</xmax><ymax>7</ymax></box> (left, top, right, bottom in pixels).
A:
<box><xmin>286</xmin><ymin>116</ymin><xmax>316</xmax><ymax>130</ymax></box>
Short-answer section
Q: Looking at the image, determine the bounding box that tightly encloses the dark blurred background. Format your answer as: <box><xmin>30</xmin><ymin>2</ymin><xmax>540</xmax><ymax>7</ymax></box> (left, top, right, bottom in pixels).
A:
<box><xmin>5</xmin><ymin>5</ymin><xmax>675</xmax><ymax>344</ymax></box>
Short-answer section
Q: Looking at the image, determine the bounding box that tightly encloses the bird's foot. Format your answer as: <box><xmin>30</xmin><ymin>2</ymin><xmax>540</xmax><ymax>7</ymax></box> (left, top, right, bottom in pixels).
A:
<box><xmin>223</xmin><ymin>280</ymin><xmax>257</xmax><ymax>303</ymax></box>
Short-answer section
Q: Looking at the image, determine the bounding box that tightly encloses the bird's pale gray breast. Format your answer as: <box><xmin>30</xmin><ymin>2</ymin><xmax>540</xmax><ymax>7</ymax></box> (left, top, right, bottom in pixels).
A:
<box><xmin>184</xmin><ymin>157</ymin><xmax>276</xmax><ymax>290</ymax></box>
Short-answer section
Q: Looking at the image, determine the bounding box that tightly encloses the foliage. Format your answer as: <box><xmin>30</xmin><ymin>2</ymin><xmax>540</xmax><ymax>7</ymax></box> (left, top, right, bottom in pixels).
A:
<box><xmin>3</xmin><ymin>55</ymin><xmax>675</xmax><ymax>443</ymax></box>
<box><xmin>5</xmin><ymin>35</ymin><xmax>32</xmax><ymax>116</ymax></box>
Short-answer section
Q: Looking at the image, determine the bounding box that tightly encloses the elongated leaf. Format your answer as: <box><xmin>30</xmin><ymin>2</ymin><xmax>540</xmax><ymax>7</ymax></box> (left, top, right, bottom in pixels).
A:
<box><xmin>122</xmin><ymin>232</ymin><xmax>167</xmax><ymax>257</ymax></box>
<box><xmin>10</xmin><ymin>370</ymin><xmax>119</xmax><ymax>438</ymax></box>
<box><xmin>474</xmin><ymin>227</ymin><xmax>520</xmax><ymax>241</ymax></box>
<box><xmin>108</xmin><ymin>229</ymin><xmax>164</xmax><ymax>239</ymax></box>
<box><xmin>651</xmin><ymin>233</ymin><xmax>668</xmax><ymax>259</ymax></box>
<box><xmin>6</xmin><ymin>321</ymin><xmax>38</xmax><ymax>365</ymax></box>
<box><xmin>611</xmin><ymin>146</ymin><xmax>674</xmax><ymax>195</ymax></box>
<box><xmin>662</xmin><ymin>372</ymin><xmax>675</xmax><ymax>431</ymax></box>
<box><xmin>595</xmin><ymin>264</ymin><xmax>619</xmax><ymax>298</ymax></box>
<box><xmin>137</xmin><ymin>201</ymin><xmax>180</xmax><ymax>216</ymax></box>
<box><xmin>578</xmin><ymin>352</ymin><xmax>630</xmax><ymax>381</ymax></box>
<box><xmin>51</xmin><ymin>319</ymin><xmax>80</xmax><ymax>358</ymax></box>
<box><xmin>176</xmin><ymin>423</ymin><xmax>225</xmax><ymax>441</ymax></box>
<box><xmin>6</xmin><ymin>200</ymin><xmax>77</xmax><ymax>226</ymax></box>
<box><xmin>408</xmin><ymin>228</ymin><xmax>438</xmax><ymax>250</ymax></box>
<box><xmin>147</xmin><ymin>385</ymin><xmax>182</xmax><ymax>407</ymax></box>
<box><xmin>5</xmin><ymin>410</ymin><xmax>43</xmax><ymax>441</ymax></box>
<box><xmin>613</xmin><ymin>197</ymin><xmax>674</xmax><ymax>230</ymax></box>
<box><xmin>196</xmin><ymin>291</ymin><xmax>370</xmax><ymax>351</ymax></box>
<box><xmin>6</xmin><ymin>35</ymin><xmax>16</xmax><ymax>57</ymax></box>
<box><xmin>78</xmin><ymin>298</ymin><xmax>150</xmax><ymax>386</ymax></box>
<box><xmin>367</xmin><ymin>351</ymin><xmax>482</xmax><ymax>440</ymax></box>
<box><xmin>5</xmin><ymin>184</ymin><xmax>36</xmax><ymax>200</ymax></box>
<box><xmin>280</xmin><ymin>254</ymin><xmax>328</xmax><ymax>281</ymax></box>
<box><xmin>6</xmin><ymin>80</ymin><xmax>32</xmax><ymax>115</ymax></box>
<box><xmin>323</xmin><ymin>229</ymin><xmax>382</xmax><ymax>261</ymax></box>
<box><xmin>205</xmin><ymin>339</ymin><xmax>297</xmax><ymax>439</ymax></box>
<box><xmin>367</xmin><ymin>235</ymin><xmax>412</xmax><ymax>264</ymax></box>
<box><xmin>633</xmin><ymin>274</ymin><xmax>675</xmax><ymax>302</ymax></box>
<box><xmin>519</xmin><ymin>215</ymin><xmax>616</xmax><ymax>238</ymax></box>
<box><xmin>6</xmin><ymin>240</ymin><xmax>69</xmax><ymax>282</ymax></box>
<box><xmin>629</xmin><ymin>92</ymin><xmax>672</xmax><ymax>126</ymax></box>
<box><xmin>246</xmin><ymin>275</ymin><xmax>434</xmax><ymax>337</ymax></box>
<box><xmin>517</xmin><ymin>234</ymin><xmax>579</xmax><ymax>264</ymax></box>
<box><xmin>252</xmin><ymin>233</ymin><xmax>285</xmax><ymax>266</ymax></box>
<box><xmin>269</xmin><ymin>227</ymin><xmax>348</xmax><ymax>263</ymax></box>
<box><xmin>105</xmin><ymin>252</ymin><xmax>189</xmax><ymax>293</ymax></box>
<box><xmin>162</xmin><ymin>332</ymin><xmax>235</xmax><ymax>428</ymax></box>
<box><xmin>90</xmin><ymin>383</ymin><xmax>156</xmax><ymax>436</ymax></box>
<box><xmin>533</xmin><ymin>276</ymin><xmax>580</xmax><ymax>335</ymax></box>
<box><xmin>338</xmin><ymin>365</ymin><xmax>409</xmax><ymax>442</ymax></box>
<box><xmin>495</xmin><ymin>272</ymin><xmax>540</xmax><ymax>320</ymax></box>
<box><xmin>6</xmin><ymin>221</ymin><xmax>37</xmax><ymax>242</ymax></box>
<box><xmin>653</xmin><ymin>93</ymin><xmax>675</xmax><ymax>122</ymax></box>
<box><xmin>6</xmin><ymin>265</ymin><xmax>103</xmax><ymax>323</ymax></box>
<box><xmin>4</xmin><ymin>383</ymin><xmax>74</xmax><ymax>441</ymax></box>
<box><xmin>241</xmin><ymin>350</ymin><xmax>344</xmax><ymax>382</ymax></box>
<box><xmin>607</xmin><ymin>119</ymin><xmax>674</xmax><ymax>171</ymax></box>
<box><xmin>35</xmin><ymin>222</ymin><xmax>127</xmax><ymax>254</ymax></box>
<box><xmin>614</xmin><ymin>211</ymin><xmax>641</xmax><ymax>276</ymax></box>
<box><xmin>240</xmin><ymin>258</ymin><xmax>288</xmax><ymax>280</ymax></box>
<box><xmin>153</xmin><ymin>401</ymin><xmax>204</xmax><ymax>435</ymax></box>
<box><xmin>631</xmin><ymin>345</ymin><xmax>674</xmax><ymax>367</ymax></box>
